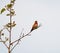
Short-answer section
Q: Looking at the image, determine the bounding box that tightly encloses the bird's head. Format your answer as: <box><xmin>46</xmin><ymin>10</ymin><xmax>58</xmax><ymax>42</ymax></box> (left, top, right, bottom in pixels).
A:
<box><xmin>35</xmin><ymin>21</ymin><xmax>38</xmax><ymax>24</ymax></box>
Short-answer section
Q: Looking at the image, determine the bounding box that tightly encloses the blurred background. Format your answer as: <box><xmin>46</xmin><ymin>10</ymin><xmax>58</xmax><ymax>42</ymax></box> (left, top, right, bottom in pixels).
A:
<box><xmin>0</xmin><ymin>0</ymin><xmax>60</xmax><ymax>53</ymax></box>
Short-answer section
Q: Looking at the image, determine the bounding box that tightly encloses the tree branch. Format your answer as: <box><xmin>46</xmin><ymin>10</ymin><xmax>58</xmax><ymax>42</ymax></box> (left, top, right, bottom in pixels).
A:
<box><xmin>11</xmin><ymin>31</ymin><xmax>31</xmax><ymax>45</ymax></box>
<box><xmin>11</xmin><ymin>40</ymin><xmax>19</xmax><ymax>52</ymax></box>
<box><xmin>10</xmin><ymin>31</ymin><xmax>31</xmax><ymax>52</ymax></box>
<box><xmin>0</xmin><ymin>38</ymin><xmax>8</xmax><ymax>49</ymax></box>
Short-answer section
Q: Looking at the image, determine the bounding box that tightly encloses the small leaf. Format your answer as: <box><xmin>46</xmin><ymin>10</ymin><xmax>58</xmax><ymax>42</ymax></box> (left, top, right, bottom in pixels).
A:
<box><xmin>11</xmin><ymin>11</ymin><xmax>14</xmax><ymax>14</ymax></box>
<box><xmin>11</xmin><ymin>0</ymin><xmax>15</xmax><ymax>3</ymax></box>
<box><xmin>11</xmin><ymin>11</ymin><xmax>15</xmax><ymax>16</ymax></box>
<box><xmin>0</xmin><ymin>8</ymin><xmax>6</xmax><ymax>14</ymax></box>
<box><xmin>6</xmin><ymin>22</ymin><xmax>16</xmax><ymax>28</ymax></box>
<box><xmin>10</xmin><ymin>21</ymin><xmax>16</xmax><ymax>27</ymax></box>
<box><xmin>7</xmin><ymin>4</ymin><xmax>13</xmax><ymax>9</ymax></box>
<box><xmin>6</xmin><ymin>14</ymin><xmax>10</xmax><ymax>16</ymax></box>
<box><xmin>5</xmin><ymin>37</ymin><xmax>8</xmax><ymax>41</ymax></box>
<box><xmin>10</xmin><ymin>9</ymin><xmax>16</xmax><ymax>16</ymax></box>
<box><xmin>6</xmin><ymin>38</ymin><xmax>8</xmax><ymax>41</ymax></box>
<box><xmin>6</xmin><ymin>23</ymin><xmax>11</xmax><ymax>28</ymax></box>
<box><xmin>1</xmin><ymin>33</ymin><xmax>4</xmax><ymax>36</ymax></box>
<box><xmin>12</xmin><ymin>24</ymin><xmax>16</xmax><ymax>27</ymax></box>
<box><xmin>12</xmin><ymin>21</ymin><xmax>16</xmax><ymax>27</ymax></box>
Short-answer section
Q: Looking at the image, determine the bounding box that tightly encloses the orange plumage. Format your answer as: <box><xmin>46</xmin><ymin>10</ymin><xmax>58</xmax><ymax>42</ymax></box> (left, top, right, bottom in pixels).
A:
<box><xmin>31</xmin><ymin>21</ymin><xmax>38</xmax><ymax>32</ymax></box>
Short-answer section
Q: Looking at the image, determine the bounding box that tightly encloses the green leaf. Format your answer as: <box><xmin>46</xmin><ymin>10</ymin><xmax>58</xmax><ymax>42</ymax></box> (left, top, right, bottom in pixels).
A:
<box><xmin>7</xmin><ymin>4</ymin><xmax>13</xmax><ymax>8</ymax></box>
<box><xmin>11</xmin><ymin>0</ymin><xmax>15</xmax><ymax>3</ymax></box>
<box><xmin>11</xmin><ymin>11</ymin><xmax>14</xmax><ymax>14</ymax></box>
<box><xmin>11</xmin><ymin>11</ymin><xmax>15</xmax><ymax>16</ymax></box>
<box><xmin>12</xmin><ymin>24</ymin><xmax>16</xmax><ymax>27</ymax></box>
<box><xmin>6</xmin><ymin>14</ymin><xmax>10</xmax><ymax>16</ymax></box>
<box><xmin>0</xmin><ymin>8</ymin><xmax>6</xmax><ymax>14</ymax></box>
<box><xmin>12</xmin><ymin>21</ymin><xmax>16</xmax><ymax>27</ymax></box>
<box><xmin>6</xmin><ymin>22</ymin><xmax>16</xmax><ymax>28</ymax></box>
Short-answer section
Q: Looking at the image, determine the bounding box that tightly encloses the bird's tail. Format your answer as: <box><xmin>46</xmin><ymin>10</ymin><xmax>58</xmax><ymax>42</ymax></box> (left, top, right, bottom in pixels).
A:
<box><xmin>30</xmin><ymin>28</ymin><xmax>34</xmax><ymax>32</ymax></box>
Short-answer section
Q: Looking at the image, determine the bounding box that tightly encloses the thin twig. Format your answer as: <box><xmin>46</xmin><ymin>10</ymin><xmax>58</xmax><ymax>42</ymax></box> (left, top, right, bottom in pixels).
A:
<box><xmin>0</xmin><ymin>27</ymin><xmax>10</xmax><ymax>49</ymax></box>
<box><xmin>10</xmin><ymin>28</ymin><xmax>24</xmax><ymax>51</ymax></box>
<box><xmin>11</xmin><ymin>31</ymin><xmax>31</xmax><ymax>45</ymax></box>
<box><xmin>0</xmin><ymin>40</ymin><xmax>5</xmax><ymax>42</ymax></box>
<box><xmin>11</xmin><ymin>40</ymin><xmax>19</xmax><ymax>51</ymax></box>
<box><xmin>0</xmin><ymin>26</ymin><xmax>10</xmax><ymax>32</ymax></box>
<box><xmin>10</xmin><ymin>31</ymin><xmax>31</xmax><ymax>52</ymax></box>
<box><xmin>10</xmin><ymin>25</ymin><xmax>41</xmax><ymax>46</ymax></box>
<box><xmin>0</xmin><ymin>27</ymin><xmax>5</xmax><ymax>39</ymax></box>
<box><xmin>0</xmin><ymin>33</ymin><xmax>8</xmax><ymax>49</ymax></box>
<box><xmin>19</xmin><ymin>28</ymin><xmax>24</xmax><ymax>38</ymax></box>
<box><xmin>0</xmin><ymin>27</ymin><xmax>5</xmax><ymax>31</ymax></box>
<box><xmin>0</xmin><ymin>38</ymin><xmax>8</xmax><ymax>49</ymax></box>
<box><xmin>5</xmin><ymin>27</ymin><xmax>10</xmax><ymax>32</ymax></box>
<box><xmin>10</xmin><ymin>28</ymin><xmax>24</xmax><ymax>45</ymax></box>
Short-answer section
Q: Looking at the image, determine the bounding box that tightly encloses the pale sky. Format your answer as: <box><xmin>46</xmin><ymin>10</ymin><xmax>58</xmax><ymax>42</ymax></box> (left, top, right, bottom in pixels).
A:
<box><xmin>0</xmin><ymin>0</ymin><xmax>60</xmax><ymax>53</ymax></box>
